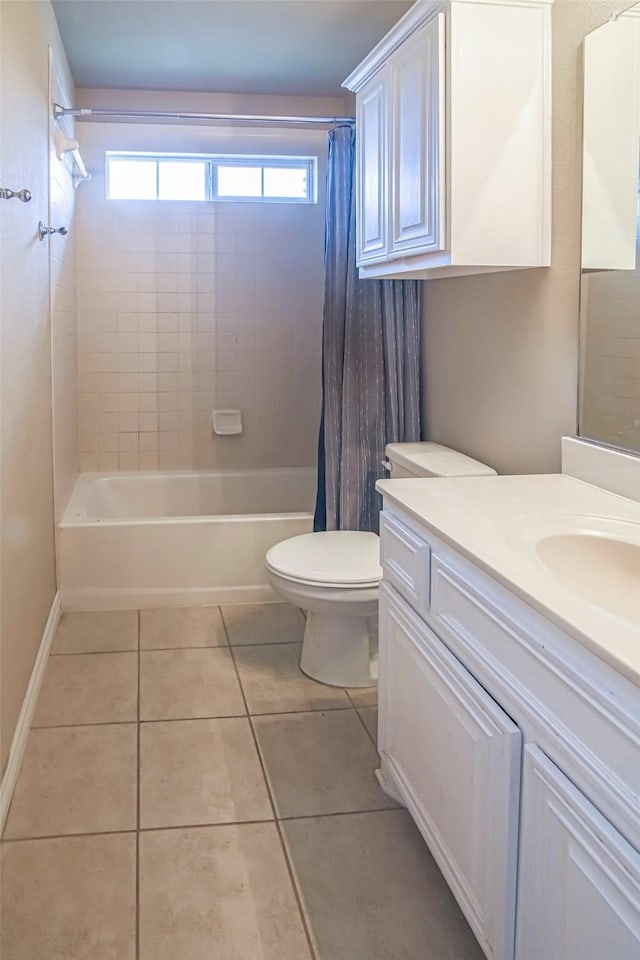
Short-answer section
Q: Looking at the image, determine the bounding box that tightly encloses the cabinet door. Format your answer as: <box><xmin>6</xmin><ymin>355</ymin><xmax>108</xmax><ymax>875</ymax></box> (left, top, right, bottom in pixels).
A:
<box><xmin>355</xmin><ymin>70</ymin><xmax>387</xmax><ymax>263</ymax></box>
<box><xmin>516</xmin><ymin>745</ymin><xmax>640</xmax><ymax>960</ymax></box>
<box><xmin>379</xmin><ymin>584</ymin><xmax>521</xmax><ymax>960</ymax></box>
<box><xmin>388</xmin><ymin>13</ymin><xmax>445</xmax><ymax>257</ymax></box>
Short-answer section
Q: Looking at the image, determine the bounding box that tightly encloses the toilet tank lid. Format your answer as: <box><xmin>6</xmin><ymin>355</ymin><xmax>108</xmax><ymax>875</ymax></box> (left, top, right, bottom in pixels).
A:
<box><xmin>385</xmin><ymin>442</ymin><xmax>497</xmax><ymax>478</ymax></box>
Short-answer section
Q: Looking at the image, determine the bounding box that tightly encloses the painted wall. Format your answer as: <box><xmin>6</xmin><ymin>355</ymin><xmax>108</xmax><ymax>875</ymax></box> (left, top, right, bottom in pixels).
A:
<box><xmin>74</xmin><ymin>114</ymin><xmax>327</xmax><ymax>471</ymax></box>
<box><xmin>0</xmin><ymin>1</ymin><xmax>74</xmax><ymax>775</ymax></box>
<box><xmin>421</xmin><ymin>0</ymin><xmax>630</xmax><ymax>475</ymax></box>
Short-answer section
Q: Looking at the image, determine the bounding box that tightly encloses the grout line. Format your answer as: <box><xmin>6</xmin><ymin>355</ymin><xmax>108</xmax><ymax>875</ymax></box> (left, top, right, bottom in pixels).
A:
<box><xmin>225</xmin><ymin>619</ymin><xmax>317</xmax><ymax>960</ymax></box>
<box><xmin>136</xmin><ymin>608</ymin><xmax>141</xmax><ymax>960</ymax></box>
<box><xmin>45</xmin><ymin>649</ymin><xmax>138</xmax><ymax>658</ymax></box>
<box><xmin>242</xmin><ymin>706</ymin><xmax>355</xmax><ymax>722</ymax></box>
<box><xmin>50</xmin><ymin>647</ymin><xmax>138</xmax><ymax>657</ymax></box>
<box><xmin>136</xmin><ymin>642</ymin><xmax>229</xmax><ymax>652</ymax></box>
<box><xmin>139</xmin><ymin>816</ymin><xmax>275</xmax><ymax>833</ymax></box>
<box><xmin>28</xmin><ymin>720</ymin><xmax>138</xmax><ymax>731</ymax></box>
<box><xmin>277</xmin><ymin>806</ymin><xmax>398</xmax><ymax>824</ymax></box>
<box><xmin>247</xmin><ymin>701</ymin><xmax>352</xmax><ymax>716</ymax></box>
<box><xmin>0</xmin><ymin>808</ymin><xmax>399</xmax><ymax>845</ymax></box>
<box><xmin>31</xmin><ymin>718</ymin><xmax>138</xmax><ymax>730</ymax></box>
<box><xmin>352</xmin><ymin>703</ymin><xmax>378</xmax><ymax>749</ymax></box>
<box><xmin>228</xmin><ymin>639</ymin><xmax>303</xmax><ymax>650</ymax></box>
<box><xmin>30</xmin><ymin>702</ymin><xmax>357</xmax><ymax>733</ymax></box>
<box><xmin>275</xmin><ymin>816</ymin><xmax>318</xmax><ymax>960</ymax></box>
<box><xmin>26</xmin><ymin>703</ymin><xmax>369</xmax><ymax>730</ymax></box>
<box><xmin>2</xmin><ymin>828</ymin><xmax>137</xmax><ymax>844</ymax></box>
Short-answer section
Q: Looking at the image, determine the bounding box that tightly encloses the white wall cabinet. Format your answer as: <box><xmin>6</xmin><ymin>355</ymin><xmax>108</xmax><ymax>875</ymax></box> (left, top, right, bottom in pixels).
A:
<box><xmin>388</xmin><ymin>13</ymin><xmax>444</xmax><ymax>258</ymax></box>
<box><xmin>377</xmin><ymin>502</ymin><xmax>640</xmax><ymax>960</ymax></box>
<box><xmin>581</xmin><ymin>11</ymin><xmax>640</xmax><ymax>270</ymax></box>
<box><xmin>343</xmin><ymin>0</ymin><xmax>553</xmax><ymax>279</ymax></box>
<box><xmin>356</xmin><ymin>71</ymin><xmax>388</xmax><ymax>263</ymax></box>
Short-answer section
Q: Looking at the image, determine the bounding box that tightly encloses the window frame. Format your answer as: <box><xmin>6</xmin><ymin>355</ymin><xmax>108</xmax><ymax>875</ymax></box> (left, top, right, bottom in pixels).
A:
<box><xmin>106</xmin><ymin>151</ymin><xmax>317</xmax><ymax>204</ymax></box>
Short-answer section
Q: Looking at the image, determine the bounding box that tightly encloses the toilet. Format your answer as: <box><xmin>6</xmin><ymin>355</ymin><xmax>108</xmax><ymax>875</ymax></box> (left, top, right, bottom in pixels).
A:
<box><xmin>265</xmin><ymin>442</ymin><xmax>496</xmax><ymax>688</ymax></box>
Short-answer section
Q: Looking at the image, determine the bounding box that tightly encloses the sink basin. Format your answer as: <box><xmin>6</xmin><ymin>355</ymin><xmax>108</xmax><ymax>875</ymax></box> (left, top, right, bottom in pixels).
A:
<box><xmin>536</xmin><ymin>532</ymin><xmax>640</xmax><ymax>623</ymax></box>
<box><xmin>506</xmin><ymin>514</ymin><xmax>640</xmax><ymax>625</ymax></box>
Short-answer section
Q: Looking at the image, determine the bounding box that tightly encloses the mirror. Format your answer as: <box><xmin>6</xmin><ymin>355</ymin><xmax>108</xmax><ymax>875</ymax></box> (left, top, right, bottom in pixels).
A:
<box><xmin>579</xmin><ymin>3</ymin><xmax>640</xmax><ymax>453</ymax></box>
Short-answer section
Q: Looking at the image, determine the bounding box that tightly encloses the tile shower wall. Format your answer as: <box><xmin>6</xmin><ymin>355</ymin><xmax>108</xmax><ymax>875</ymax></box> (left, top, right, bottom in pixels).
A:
<box><xmin>50</xmin><ymin>55</ymin><xmax>78</xmax><ymax>516</ymax></box>
<box><xmin>75</xmin><ymin>123</ymin><xmax>325</xmax><ymax>471</ymax></box>
<box><xmin>581</xmin><ymin>203</ymin><xmax>640</xmax><ymax>451</ymax></box>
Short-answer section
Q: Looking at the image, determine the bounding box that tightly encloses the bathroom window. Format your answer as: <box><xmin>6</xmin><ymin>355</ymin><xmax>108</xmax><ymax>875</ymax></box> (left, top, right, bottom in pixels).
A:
<box><xmin>106</xmin><ymin>153</ymin><xmax>316</xmax><ymax>203</ymax></box>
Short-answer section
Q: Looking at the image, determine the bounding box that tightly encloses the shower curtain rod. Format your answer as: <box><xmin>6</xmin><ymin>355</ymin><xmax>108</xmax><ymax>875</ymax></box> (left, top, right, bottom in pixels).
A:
<box><xmin>53</xmin><ymin>104</ymin><xmax>355</xmax><ymax>125</ymax></box>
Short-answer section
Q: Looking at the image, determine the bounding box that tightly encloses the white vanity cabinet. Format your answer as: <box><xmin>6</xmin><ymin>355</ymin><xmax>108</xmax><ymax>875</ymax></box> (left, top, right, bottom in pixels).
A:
<box><xmin>516</xmin><ymin>746</ymin><xmax>640</xmax><ymax>960</ymax></box>
<box><xmin>379</xmin><ymin>585</ymin><xmax>521</xmax><ymax>960</ymax></box>
<box><xmin>377</xmin><ymin>504</ymin><xmax>640</xmax><ymax>960</ymax></box>
<box><xmin>343</xmin><ymin>0</ymin><xmax>553</xmax><ymax>279</ymax></box>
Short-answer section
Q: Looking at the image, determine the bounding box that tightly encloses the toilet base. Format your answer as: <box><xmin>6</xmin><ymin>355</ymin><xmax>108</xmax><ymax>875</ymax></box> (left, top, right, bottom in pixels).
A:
<box><xmin>300</xmin><ymin>611</ymin><xmax>378</xmax><ymax>688</ymax></box>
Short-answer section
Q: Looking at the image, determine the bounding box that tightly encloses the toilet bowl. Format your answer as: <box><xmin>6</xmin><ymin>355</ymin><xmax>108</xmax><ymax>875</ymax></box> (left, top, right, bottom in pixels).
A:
<box><xmin>265</xmin><ymin>530</ymin><xmax>381</xmax><ymax>688</ymax></box>
<box><xmin>266</xmin><ymin>443</ymin><xmax>497</xmax><ymax>689</ymax></box>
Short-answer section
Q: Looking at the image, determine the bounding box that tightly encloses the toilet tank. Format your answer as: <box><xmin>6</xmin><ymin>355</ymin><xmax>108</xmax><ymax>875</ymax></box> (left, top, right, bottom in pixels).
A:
<box><xmin>384</xmin><ymin>442</ymin><xmax>497</xmax><ymax>479</ymax></box>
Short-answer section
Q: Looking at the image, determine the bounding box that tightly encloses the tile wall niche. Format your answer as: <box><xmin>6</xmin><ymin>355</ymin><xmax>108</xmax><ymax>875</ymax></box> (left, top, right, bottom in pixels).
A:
<box><xmin>581</xmin><ymin>203</ymin><xmax>640</xmax><ymax>452</ymax></box>
<box><xmin>75</xmin><ymin>122</ymin><xmax>326</xmax><ymax>471</ymax></box>
<box><xmin>50</xmin><ymin>54</ymin><xmax>78</xmax><ymax>516</ymax></box>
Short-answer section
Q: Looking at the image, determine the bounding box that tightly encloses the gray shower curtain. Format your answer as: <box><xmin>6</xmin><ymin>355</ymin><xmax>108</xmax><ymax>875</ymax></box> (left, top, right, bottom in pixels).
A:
<box><xmin>314</xmin><ymin>124</ymin><xmax>421</xmax><ymax>534</ymax></box>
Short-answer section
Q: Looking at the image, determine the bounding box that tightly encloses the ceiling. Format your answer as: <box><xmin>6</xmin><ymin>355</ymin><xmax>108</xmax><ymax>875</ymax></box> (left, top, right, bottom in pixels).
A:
<box><xmin>52</xmin><ymin>0</ymin><xmax>413</xmax><ymax>98</ymax></box>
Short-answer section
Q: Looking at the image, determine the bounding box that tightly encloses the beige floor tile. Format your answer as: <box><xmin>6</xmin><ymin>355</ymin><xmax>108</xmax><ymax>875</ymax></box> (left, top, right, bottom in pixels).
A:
<box><xmin>1</xmin><ymin>832</ymin><xmax>136</xmax><ymax>960</ymax></box>
<box><xmin>32</xmin><ymin>652</ymin><xmax>138</xmax><ymax>727</ymax></box>
<box><xmin>52</xmin><ymin>610</ymin><xmax>138</xmax><ymax>654</ymax></box>
<box><xmin>348</xmin><ymin>684</ymin><xmax>378</xmax><ymax>707</ymax></box>
<box><xmin>139</xmin><ymin>823</ymin><xmax>311</xmax><ymax>960</ymax></box>
<box><xmin>233</xmin><ymin>642</ymin><xmax>350</xmax><ymax>715</ymax></box>
<box><xmin>140</xmin><ymin>647</ymin><xmax>245</xmax><ymax>720</ymax></box>
<box><xmin>253</xmin><ymin>710</ymin><xmax>394</xmax><ymax>818</ymax></box>
<box><xmin>221</xmin><ymin>602</ymin><xmax>305</xmax><ymax>646</ymax></box>
<box><xmin>282</xmin><ymin>810</ymin><xmax>485</xmax><ymax>960</ymax></box>
<box><xmin>140</xmin><ymin>605</ymin><xmax>228</xmax><ymax>649</ymax></box>
<box><xmin>358</xmin><ymin>705</ymin><xmax>378</xmax><ymax>745</ymax></box>
<box><xmin>4</xmin><ymin>724</ymin><xmax>137</xmax><ymax>839</ymax></box>
<box><xmin>140</xmin><ymin>717</ymin><xmax>272</xmax><ymax>828</ymax></box>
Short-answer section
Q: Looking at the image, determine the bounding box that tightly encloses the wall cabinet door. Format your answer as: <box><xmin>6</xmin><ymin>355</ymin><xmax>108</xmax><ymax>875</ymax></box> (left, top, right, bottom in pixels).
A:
<box><xmin>388</xmin><ymin>13</ymin><xmax>445</xmax><ymax>257</ymax></box>
<box><xmin>379</xmin><ymin>584</ymin><xmax>521</xmax><ymax>960</ymax></box>
<box><xmin>516</xmin><ymin>745</ymin><xmax>640</xmax><ymax>960</ymax></box>
<box><xmin>355</xmin><ymin>70</ymin><xmax>388</xmax><ymax>263</ymax></box>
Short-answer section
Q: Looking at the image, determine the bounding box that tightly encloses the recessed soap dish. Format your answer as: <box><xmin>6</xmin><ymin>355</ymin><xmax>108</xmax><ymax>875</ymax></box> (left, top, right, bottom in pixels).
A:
<box><xmin>212</xmin><ymin>409</ymin><xmax>243</xmax><ymax>436</ymax></box>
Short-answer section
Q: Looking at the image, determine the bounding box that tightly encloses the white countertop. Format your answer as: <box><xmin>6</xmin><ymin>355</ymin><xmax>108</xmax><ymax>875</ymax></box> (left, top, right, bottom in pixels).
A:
<box><xmin>376</xmin><ymin>474</ymin><xmax>640</xmax><ymax>685</ymax></box>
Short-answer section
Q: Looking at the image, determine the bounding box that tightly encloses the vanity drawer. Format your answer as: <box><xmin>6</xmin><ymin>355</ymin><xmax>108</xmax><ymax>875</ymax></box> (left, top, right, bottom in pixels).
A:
<box><xmin>380</xmin><ymin>510</ymin><xmax>431</xmax><ymax>614</ymax></box>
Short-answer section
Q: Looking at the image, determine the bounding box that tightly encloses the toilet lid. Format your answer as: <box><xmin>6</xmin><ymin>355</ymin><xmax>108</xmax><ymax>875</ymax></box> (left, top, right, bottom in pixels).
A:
<box><xmin>266</xmin><ymin>531</ymin><xmax>382</xmax><ymax>587</ymax></box>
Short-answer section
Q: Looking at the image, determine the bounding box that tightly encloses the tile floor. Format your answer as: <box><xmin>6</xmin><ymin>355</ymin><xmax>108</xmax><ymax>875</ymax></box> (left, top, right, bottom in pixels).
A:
<box><xmin>1</xmin><ymin>602</ymin><xmax>484</xmax><ymax>960</ymax></box>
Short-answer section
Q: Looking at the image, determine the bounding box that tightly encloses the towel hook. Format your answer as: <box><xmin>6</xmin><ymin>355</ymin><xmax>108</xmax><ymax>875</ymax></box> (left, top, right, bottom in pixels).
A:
<box><xmin>38</xmin><ymin>220</ymin><xmax>68</xmax><ymax>241</ymax></box>
<box><xmin>1</xmin><ymin>187</ymin><xmax>32</xmax><ymax>202</ymax></box>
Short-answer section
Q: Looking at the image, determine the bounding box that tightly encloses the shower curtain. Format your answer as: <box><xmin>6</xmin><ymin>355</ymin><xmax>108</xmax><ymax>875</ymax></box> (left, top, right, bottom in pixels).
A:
<box><xmin>314</xmin><ymin>124</ymin><xmax>421</xmax><ymax>534</ymax></box>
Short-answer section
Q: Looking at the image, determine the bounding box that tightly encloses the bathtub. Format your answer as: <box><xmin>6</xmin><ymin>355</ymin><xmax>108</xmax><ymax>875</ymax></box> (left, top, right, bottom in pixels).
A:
<box><xmin>59</xmin><ymin>468</ymin><xmax>316</xmax><ymax>610</ymax></box>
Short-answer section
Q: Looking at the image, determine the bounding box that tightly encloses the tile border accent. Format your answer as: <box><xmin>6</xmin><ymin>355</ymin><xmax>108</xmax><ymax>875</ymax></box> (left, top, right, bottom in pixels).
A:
<box><xmin>0</xmin><ymin>592</ymin><xmax>62</xmax><ymax>832</ymax></box>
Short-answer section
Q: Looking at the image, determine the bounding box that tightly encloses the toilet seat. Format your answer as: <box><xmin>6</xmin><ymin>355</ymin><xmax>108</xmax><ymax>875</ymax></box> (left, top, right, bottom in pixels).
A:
<box><xmin>265</xmin><ymin>530</ymin><xmax>382</xmax><ymax>589</ymax></box>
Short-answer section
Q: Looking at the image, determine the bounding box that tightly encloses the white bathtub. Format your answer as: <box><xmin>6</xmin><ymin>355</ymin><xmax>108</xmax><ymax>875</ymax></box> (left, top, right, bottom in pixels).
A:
<box><xmin>59</xmin><ymin>468</ymin><xmax>316</xmax><ymax>610</ymax></box>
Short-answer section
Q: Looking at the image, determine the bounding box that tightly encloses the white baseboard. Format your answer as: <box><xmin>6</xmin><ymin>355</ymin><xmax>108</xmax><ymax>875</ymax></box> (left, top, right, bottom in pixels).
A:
<box><xmin>0</xmin><ymin>592</ymin><xmax>61</xmax><ymax>832</ymax></box>
<box><xmin>60</xmin><ymin>584</ymin><xmax>277</xmax><ymax>611</ymax></box>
